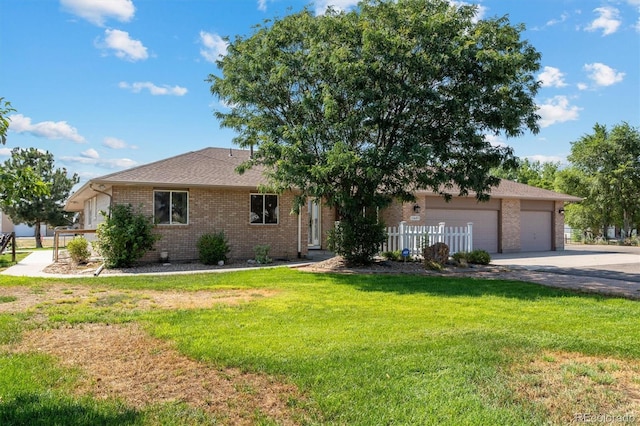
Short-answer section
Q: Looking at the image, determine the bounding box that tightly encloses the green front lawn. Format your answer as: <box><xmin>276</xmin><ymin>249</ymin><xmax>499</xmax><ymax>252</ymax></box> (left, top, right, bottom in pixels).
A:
<box><xmin>0</xmin><ymin>251</ymin><xmax>29</xmax><ymax>270</ymax></box>
<box><xmin>0</xmin><ymin>269</ymin><xmax>638</xmax><ymax>425</ymax></box>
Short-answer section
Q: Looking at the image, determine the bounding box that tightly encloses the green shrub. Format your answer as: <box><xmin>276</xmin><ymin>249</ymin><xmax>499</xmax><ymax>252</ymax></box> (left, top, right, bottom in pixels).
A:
<box><xmin>95</xmin><ymin>204</ymin><xmax>160</xmax><ymax>268</ymax></box>
<box><xmin>381</xmin><ymin>250</ymin><xmax>401</xmax><ymax>261</ymax></box>
<box><xmin>424</xmin><ymin>259</ymin><xmax>444</xmax><ymax>271</ymax></box>
<box><xmin>451</xmin><ymin>251</ymin><xmax>466</xmax><ymax>262</ymax></box>
<box><xmin>451</xmin><ymin>251</ymin><xmax>469</xmax><ymax>266</ymax></box>
<box><xmin>67</xmin><ymin>236</ymin><xmax>91</xmax><ymax>264</ymax></box>
<box><xmin>327</xmin><ymin>215</ymin><xmax>387</xmax><ymax>266</ymax></box>
<box><xmin>254</xmin><ymin>244</ymin><xmax>272</xmax><ymax>264</ymax></box>
<box><xmin>197</xmin><ymin>232</ymin><xmax>230</xmax><ymax>265</ymax></box>
<box><xmin>467</xmin><ymin>249</ymin><xmax>491</xmax><ymax>265</ymax></box>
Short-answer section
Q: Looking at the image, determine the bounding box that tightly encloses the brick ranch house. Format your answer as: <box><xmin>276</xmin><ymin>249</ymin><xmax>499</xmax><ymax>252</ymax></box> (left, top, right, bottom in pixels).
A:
<box><xmin>64</xmin><ymin>147</ymin><xmax>580</xmax><ymax>262</ymax></box>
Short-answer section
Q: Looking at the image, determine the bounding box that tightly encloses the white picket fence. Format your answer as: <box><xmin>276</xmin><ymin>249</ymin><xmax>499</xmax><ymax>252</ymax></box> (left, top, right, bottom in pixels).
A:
<box><xmin>382</xmin><ymin>221</ymin><xmax>473</xmax><ymax>257</ymax></box>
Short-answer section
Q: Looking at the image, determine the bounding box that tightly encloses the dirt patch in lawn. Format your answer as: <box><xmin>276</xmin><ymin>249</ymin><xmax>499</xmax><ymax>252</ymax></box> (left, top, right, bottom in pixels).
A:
<box><xmin>0</xmin><ymin>284</ymin><xmax>276</xmax><ymax>313</ymax></box>
<box><xmin>9</xmin><ymin>323</ymin><xmax>312</xmax><ymax>425</ymax></box>
<box><xmin>506</xmin><ymin>350</ymin><xmax>640</xmax><ymax>424</ymax></box>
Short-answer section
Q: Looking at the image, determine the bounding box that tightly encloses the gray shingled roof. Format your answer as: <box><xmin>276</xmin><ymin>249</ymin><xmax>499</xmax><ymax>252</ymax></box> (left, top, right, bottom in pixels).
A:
<box><xmin>66</xmin><ymin>146</ymin><xmax>581</xmax><ymax>210</ymax></box>
<box><xmin>94</xmin><ymin>147</ymin><xmax>265</xmax><ymax>187</ymax></box>
<box><xmin>418</xmin><ymin>179</ymin><xmax>582</xmax><ymax>202</ymax></box>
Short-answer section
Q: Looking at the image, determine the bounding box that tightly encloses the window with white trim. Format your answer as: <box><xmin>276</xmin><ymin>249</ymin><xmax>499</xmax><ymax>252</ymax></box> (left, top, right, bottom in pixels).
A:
<box><xmin>250</xmin><ymin>194</ymin><xmax>279</xmax><ymax>224</ymax></box>
<box><xmin>154</xmin><ymin>190</ymin><xmax>188</xmax><ymax>225</ymax></box>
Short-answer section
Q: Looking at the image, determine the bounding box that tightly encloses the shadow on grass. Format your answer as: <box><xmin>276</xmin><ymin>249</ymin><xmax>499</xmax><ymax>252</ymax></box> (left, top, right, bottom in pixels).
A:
<box><xmin>0</xmin><ymin>393</ymin><xmax>139</xmax><ymax>426</ymax></box>
<box><xmin>308</xmin><ymin>272</ymin><xmax>604</xmax><ymax>301</ymax></box>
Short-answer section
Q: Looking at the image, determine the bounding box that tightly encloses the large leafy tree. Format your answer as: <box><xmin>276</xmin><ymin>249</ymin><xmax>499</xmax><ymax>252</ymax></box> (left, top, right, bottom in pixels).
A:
<box><xmin>0</xmin><ymin>97</ymin><xmax>16</xmax><ymax>145</ymax></box>
<box><xmin>210</xmin><ymin>0</ymin><xmax>541</xmax><ymax>264</ymax></box>
<box><xmin>492</xmin><ymin>158</ymin><xmax>560</xmax><ymax>190</ymax></box>
<box><xmin>0</xmin><ymin>148</ymin><xmax>79</xmax><ymax>247</ymax></box>
<box><xmin>556</xmin><ymin>122</ymin><xmax>640</xmax><ymax>239</ymax></box>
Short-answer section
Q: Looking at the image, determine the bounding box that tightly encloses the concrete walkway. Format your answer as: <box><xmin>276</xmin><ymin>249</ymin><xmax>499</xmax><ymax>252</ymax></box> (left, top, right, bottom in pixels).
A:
<box><xmin>1</xmin><ymin>250</ymin><xmax>59</xmax><ymax>278</ymax></box>
<box><xmin>0</xmin><ymin>250</ymin><xmax>323</xmax><ymax>279</ymax></box>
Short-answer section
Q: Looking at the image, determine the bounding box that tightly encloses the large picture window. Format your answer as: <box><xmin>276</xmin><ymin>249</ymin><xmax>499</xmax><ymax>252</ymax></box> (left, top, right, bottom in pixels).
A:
<box><xmin>154</xmin><ymin>190</ymin><xmax>188</xmax><ymax>225</ymax></box>
<box><xmin>250</xmin><ymin>194</ymin><xmax>279</xmax><ymax>224</ymax></box>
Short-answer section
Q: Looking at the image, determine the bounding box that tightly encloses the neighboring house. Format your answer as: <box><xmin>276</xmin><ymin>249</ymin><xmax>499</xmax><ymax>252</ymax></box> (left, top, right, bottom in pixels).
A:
<box><xmin>0</xmin><ymin>210</ymin><xmax>51</xmax><ymax>238</ymax></box>
<box><xmin>64</xmin><ymin>147</ymin><xmax>581</xmax><ymax>262</ymax></box>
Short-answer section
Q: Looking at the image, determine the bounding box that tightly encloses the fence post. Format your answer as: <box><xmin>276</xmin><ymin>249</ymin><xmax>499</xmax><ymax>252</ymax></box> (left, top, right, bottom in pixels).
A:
<box><xmin>399</xmin><ymin>221</ymin><xmax>407</xmax><ymax>250</ymax></box>
<box><xmin>11</xmin><ymin>232</ymin><xmax>16</xmax><ymax>263</ymax></box>
<box><xmin>438</xmin><ymin>222</ymin><xmax>445</xmax><ymax>244</ymax></box>
<box><xmin>467</xmin><ymin>222</ymin><xmax>473</xmax><ymax>252</ymax></box>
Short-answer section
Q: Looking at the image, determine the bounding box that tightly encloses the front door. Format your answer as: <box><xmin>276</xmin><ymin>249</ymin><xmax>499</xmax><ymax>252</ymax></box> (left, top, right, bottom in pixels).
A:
<box><xmin>308</xmin><ymin>201</ymin><xmax>321</xmax><ymax>248</ymax></box>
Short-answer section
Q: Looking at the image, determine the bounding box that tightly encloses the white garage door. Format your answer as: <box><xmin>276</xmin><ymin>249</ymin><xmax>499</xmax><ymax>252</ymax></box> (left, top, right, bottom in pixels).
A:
<box><xmin>520</xmin><ymin>211</ymin><xmax>552</xmax><ymax>252</ymax></box>
<box><xmin>426</xmin><ymin>209</ymin><xmax>498</xmax><ymax>253</ymax></box>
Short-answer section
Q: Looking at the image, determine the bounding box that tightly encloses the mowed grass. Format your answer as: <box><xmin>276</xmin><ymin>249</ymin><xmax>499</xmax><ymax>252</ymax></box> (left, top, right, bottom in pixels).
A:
<box><xmin>0</xmin><ymin>268</ymin><xmax>639</xmax><ymax>425</ymax></box>
<box><xmin>0</xmin><ymin>251</ymin><xmax>30</xmax><ymax>270</ymax></box>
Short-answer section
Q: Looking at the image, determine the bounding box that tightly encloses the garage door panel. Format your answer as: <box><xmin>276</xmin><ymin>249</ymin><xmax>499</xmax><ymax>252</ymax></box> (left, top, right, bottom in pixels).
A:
<box><xmin>520</xmin><ymin>211</ymin><xmax>552</xmax><ymax>252</ymax></box>
<box><xmin>426</xmin><ymin>209</ymin><xmax>498</xmax><ymax>253</ymax></box>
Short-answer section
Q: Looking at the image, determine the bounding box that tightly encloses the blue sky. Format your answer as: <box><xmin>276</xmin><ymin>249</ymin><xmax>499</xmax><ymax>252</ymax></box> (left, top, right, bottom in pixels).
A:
<box><xmin>1</xmin><ymin>0</ymin><xmax>638</xmax><ymax>186</ymax></box>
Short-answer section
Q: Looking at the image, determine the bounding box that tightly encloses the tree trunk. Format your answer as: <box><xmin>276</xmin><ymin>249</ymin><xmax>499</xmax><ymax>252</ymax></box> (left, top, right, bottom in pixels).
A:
<box><xmin>34</xmin><ymin>221</ymin><xmax>42</xmax><ymax>248</ymax></box>
<box><xmin>622</xmin><ymin>209</ymin><xmax>631</xmax><ymax>239</ymax></box>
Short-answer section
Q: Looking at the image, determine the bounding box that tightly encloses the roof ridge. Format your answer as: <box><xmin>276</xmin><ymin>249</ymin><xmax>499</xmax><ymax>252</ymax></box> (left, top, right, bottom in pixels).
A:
<box><xmin>94</xmin><ymin>148</ymin><xmax>209</xmax><ymax>181</ymax></box>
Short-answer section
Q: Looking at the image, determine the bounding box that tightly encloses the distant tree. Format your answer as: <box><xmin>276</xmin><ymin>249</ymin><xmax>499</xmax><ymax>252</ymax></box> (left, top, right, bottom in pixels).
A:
<box><xmin>209</xmin><ymin>0</ymin><xmax>541</xmax><ymax>264</ymax></box>
<box><xmin>492</xmin><ymin>158</ymin><xmax>560</xmax><ymax>190</ymax></box>
<box><xmin>0</xmin><ymin>148</ymin><xmax>79</xmax><ymax>248</ymax></box>
<box><xmin>555</xmin><ymin>167</ymin><xmax>604</xmax><ymax>238</ymax></box>
<box><xmin>556</xmin><ymin>122</ymin><xmax>640</xmax><ymax>239</ymax></box>
<box><xmin>0</xmin><ymin>97</ymin><xmax>16</xmax><ymax>145</ymax></box>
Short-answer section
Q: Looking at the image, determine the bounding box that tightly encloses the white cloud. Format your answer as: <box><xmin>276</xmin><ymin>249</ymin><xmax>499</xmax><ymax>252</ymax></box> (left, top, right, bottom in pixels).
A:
<box><xmin>449</xmin><ymin>1</ymin><xmax>486</xmax><ymax>21</ymax></box>
<box><xmin>545</xmin><ymin>12</ymin><xmax>569</xmax><ymax>27</ymax></box>
<box><xmin>102</xmin><ymin>136</ymin><xmax>136</xmax><ymax>149</ymax></box>
<box><xmin>199</xmin><ymin>31</ymin><xmax>228</xmax><ymax>63</ymax></box>
<box><xmin>584</xmin><ymin>62</ymin><xmax>625</xmax><ymax>86</ymax></box>
<box><xmin>314</xmin><ymin>0</ymin><xmax>359</xmax><ymax>15</ymax></box>
<box><xmin>585</xmin><ymin>6</ymin><xmax>621</xmax><ymax>36</ymax></box>
<box><xmin>526</xmin><ymin>154</ymin><xmax>566</xmax><ymax>164</ymax></box>
<box><xmin>577</xmin><ymin>82</ymin><xmax>588</xmax><ymax>90</ymax></box>
<box><xmin>8</xmin><ymin>114</ymin><xmax>86</xmax><ymax>143</ymax></box>
<box><xmin>118</xmin><ymin>81</ymin><xmax>187</xmax><ymax>96</ymax></box>
<box><xmin>536</xmin><ymin>96</ymin><xmax>581</xmax><ymax>128</ymax></box>
<box><xmin>484</xmin><ymin>134</ymin><xmax>507</xmax><ymax>147</ymax></box>
<box><xmin>61</xmin><ymin>0</ymin><xmax>135</xmax><ymax>26</ymax></box>
<box><xmin>81</xmin><ymin>148</ymin><xmax>99</xmax><ymax>159</ymax></box>
<box><xmin>61</xmin><ymin>155</ymin><xmax>137</xmax><ymax>169</ymax></box>
<box><xmin>0</xmin><ymin>148</ymin><xmax>11</xmax><ymax>156</ymax></box>
<box><xmin>98</xmin><ymin>29</ymin><xmax>148</xmax><ymax>61</ymax></box>
<box><xmin>538</xmin><ymin>66</ymin><xmax>568</xmax><ymax>88</ymax></box>
<box><xmin>257</xmin><ymin>0</ymin><xmax>267</xmax><ymax>12</ymax></box>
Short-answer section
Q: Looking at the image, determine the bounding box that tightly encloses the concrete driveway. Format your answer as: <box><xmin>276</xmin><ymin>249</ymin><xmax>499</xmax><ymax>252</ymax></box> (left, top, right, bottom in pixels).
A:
<box><xmin>490</xmin><ymin>244</ymin><xmax>640</xmax><ymax>299</ymax></box>
<box><xmin>492</xmin><ymin>244</ymin><xmax>640</xmax><ymax>279</ymax></box>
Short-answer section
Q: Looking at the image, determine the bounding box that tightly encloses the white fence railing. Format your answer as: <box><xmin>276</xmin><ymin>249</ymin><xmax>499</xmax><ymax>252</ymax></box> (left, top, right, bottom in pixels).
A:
<box><xmin>381</xmin><ymin>221</ymin><xmax>473</xmax><ymax>257</ymax></box>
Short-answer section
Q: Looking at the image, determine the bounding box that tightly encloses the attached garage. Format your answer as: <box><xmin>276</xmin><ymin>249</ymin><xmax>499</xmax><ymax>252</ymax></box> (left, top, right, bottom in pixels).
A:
<box><xmin>520</xmin><ymin>201</ymin><xmax>554</xmax><ymax>252</ymax></box>
<box><xmin>382</xmin><ymin>179</ymin><xmax>581</xmax><ymax>254</ymax></box>
<box><xmin>424</xmin><ymin>197</ymin><xmax>500</xmax><ymax>253</ymax></box>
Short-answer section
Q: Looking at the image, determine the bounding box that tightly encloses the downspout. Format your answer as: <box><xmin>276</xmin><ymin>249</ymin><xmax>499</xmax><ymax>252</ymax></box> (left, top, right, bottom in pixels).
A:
<box><xmin>297</xmin><ymin>211</ymin><xmax>302</xmax><ymax>259</ymax></box>
<box><xmin>89</xmin><ymin>184</ymin><xmax>113</xmax><ymax>218</ymax></box>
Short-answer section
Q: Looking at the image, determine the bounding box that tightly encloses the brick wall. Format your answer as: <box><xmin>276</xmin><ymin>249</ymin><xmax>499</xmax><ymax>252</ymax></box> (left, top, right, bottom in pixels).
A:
<box><xmin>500</xmin><ymin>199</ymin><xmax>521</xmax><ymax>253</ymax></box>
<box><xmin>112</xmin><ymin>186</ymin><xmax>308</xmax><ymax>263</ymax></box>
<box><xmin>554</xmin><ymin>201</ymin><xmax>565</xmax><ymax>250</ymax></box>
